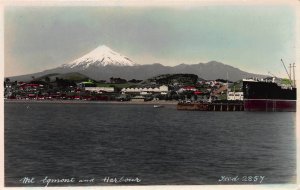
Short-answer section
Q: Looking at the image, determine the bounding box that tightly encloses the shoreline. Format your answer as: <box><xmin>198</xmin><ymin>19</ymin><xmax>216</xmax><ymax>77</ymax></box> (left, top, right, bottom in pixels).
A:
<box><xmin>4</xmin><ymin>99</ymin><xmax>178</xmax><ymax>105</ymax></box>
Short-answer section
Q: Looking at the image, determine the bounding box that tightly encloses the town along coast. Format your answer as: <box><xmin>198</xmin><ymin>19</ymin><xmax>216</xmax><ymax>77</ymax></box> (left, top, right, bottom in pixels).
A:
<box><xmin>4</xmin><ymin>99</ymin><xmax>178</xmax><ymax>105</ymax></box>
<box><xmin>4</xmin><ymin>73</ymin><xmax>296</xmax><ymax>112</ymax></box>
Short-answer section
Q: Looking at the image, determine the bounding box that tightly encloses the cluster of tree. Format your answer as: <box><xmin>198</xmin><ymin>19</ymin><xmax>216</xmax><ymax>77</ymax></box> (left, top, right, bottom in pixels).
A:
<box><xmin>54</xmin><ymin>77</ymin><xmax>77</xmax><ymax>88</ymax></box>
<box><xmin>128</xmin><ymin>79</ymin><xmax>143</xmax><ymax>83</ymax></box>
<box><xmin>31</xmin><ymin>77</ymin><xmax>77</xmax><ymax>89</ymax></box>
<box><xmin>215</xmin><ymin>79</ymin><xmax>232</xmax><ymax>83</ymax></box>
<box><xmin>4</xmin><ymin>78</ymin><xmax>14</xmax><ymax>86</ymax></box>
<box><xmin>281</xmin><ymin>78</ymin><xmax>293</xmax><ymax>85</ymax></box>
<box><xmin>109</xmin><ymin>77</ymin><xmax>127</xmax><ymax>84</ymax></box>
<box><xmin>145</xmin><ymin>74</ymin><xmax>199</xmax><ymax>86</ymax></box>
<box><xmin>29</xmin><ymin>80</ymin><xmax>51</xmax><ymax>88</ymax></box>
<box><xmin>97</xmin><ymin>80</ymin><xmax>107</xmax><ymax>83</ymax></box>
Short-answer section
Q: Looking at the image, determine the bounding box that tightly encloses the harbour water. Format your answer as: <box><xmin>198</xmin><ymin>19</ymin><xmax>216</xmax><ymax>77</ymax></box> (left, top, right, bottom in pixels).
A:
<box><xmin>4</xmin><ymin>102</ymin><xmax>296</xmax><ymax>186</ymax></box>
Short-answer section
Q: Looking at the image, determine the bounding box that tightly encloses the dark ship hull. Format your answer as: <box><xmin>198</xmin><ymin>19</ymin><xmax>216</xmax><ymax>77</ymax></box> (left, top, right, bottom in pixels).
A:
<box><xmin>242</xmin><ymin>80</ymin><xmax>296</xmax><ymax>112</ymax></box>
<box><xmin>243</xmin><ymin>99</ymin><xmax>296</xmax><ymax>112</ymax></box>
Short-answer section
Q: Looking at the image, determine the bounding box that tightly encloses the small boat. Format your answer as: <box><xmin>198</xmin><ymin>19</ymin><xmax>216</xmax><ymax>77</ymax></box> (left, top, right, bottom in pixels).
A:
<box><xmin>153</xmin><ymin>105</ymin><xmax>164</xmax><ymax>108</ymax></box>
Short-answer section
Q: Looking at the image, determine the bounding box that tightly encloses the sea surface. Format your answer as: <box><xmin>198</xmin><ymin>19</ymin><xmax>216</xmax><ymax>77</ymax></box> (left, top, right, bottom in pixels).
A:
<box><xmin>4</xmin><ymin>102</ymin><xmax>296</xmax><ymax>186</ymax></box>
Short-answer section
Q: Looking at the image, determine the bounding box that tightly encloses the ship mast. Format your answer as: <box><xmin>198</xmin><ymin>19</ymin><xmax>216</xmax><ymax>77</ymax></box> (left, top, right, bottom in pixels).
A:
<box><xmin>289</xmin><ymin>63</ymin><xmax>292</xmax><ymax>83</ymax></box>
<box><xmin>281</xmin><ymin>59</ymin><xmax>293</xmax><ymax>87</ymax></box>
<box><xmin>288</xmin><ymin>62</ymin><xmax>296</xmax><ymax>88</ymax></box>
<box><xmin>292</xmin><ymin>63</ymin><xmax>296</xmax><ymax>87</ymax></box>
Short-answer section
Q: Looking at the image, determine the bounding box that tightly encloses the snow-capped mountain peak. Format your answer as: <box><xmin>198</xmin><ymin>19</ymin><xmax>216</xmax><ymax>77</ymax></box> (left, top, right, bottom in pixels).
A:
<box><xmin>63</xmin><ymin>45</ymin><xmax>138</xmax><ymax>68</ymax></box>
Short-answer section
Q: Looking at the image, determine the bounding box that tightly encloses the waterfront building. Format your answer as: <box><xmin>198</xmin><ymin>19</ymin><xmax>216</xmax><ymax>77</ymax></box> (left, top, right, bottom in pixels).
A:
<box><xmin>227</xmin><ymin>91</ymin><xmax>244</xmax><ymax>100</ymax></box>
<box><xmin>121</xmin><ymin>85</ymin><xmax>168</xmax><ymax>95</ymax></box>
<box><xmin>84</xmin><ymin>87</ymin><xmax>115</xmax><ymax>93</ymax></box>
<box><xmin>131</xmin><ymin>95</ymin><xmax>145</xmax><ymax>102</ymax></box>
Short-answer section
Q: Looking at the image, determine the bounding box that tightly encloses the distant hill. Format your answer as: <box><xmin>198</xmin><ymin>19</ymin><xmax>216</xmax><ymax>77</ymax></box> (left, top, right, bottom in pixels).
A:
<box><xmin>7</xmin><ymin>45</ymin><xmax>267</xmax><ymax>82</ymax></box>
<box><xmin>8</xmin><ymin>61</ymin><xmax>266</xmax><ymax>82</ymax></box>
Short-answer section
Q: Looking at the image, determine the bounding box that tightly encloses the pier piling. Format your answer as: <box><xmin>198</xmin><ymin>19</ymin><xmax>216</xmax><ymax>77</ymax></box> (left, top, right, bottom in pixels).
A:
<box><xmin>177</xmin><ymin>102</ymin><xmax>244</xmax><ymax>111</ymax></box>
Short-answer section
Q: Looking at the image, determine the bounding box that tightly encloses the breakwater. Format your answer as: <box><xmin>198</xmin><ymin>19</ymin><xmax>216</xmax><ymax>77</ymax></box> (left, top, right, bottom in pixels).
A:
<box><xmin>177</xmin><ymin>102</ymin><xmax>244</xmax><ymax>111</ymax></box>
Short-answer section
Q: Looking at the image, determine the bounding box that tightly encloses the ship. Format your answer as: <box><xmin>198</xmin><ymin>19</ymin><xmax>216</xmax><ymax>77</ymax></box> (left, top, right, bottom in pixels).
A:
<box><xmin>242</xmin><ymin>78</ymin><xmax>296</xmax><ymax>112</ymax></box>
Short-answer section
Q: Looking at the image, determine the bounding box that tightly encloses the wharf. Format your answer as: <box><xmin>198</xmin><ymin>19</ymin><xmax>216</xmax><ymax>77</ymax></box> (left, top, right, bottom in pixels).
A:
<box><xmin>177</xmin><ymin>102</ymin><xmax>244</xmax><ymax>111</ymax></box>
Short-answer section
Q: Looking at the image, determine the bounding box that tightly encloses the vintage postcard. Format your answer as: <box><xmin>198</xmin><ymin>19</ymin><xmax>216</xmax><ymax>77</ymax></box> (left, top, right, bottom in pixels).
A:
<box><xmin>1</xmin><ymin>0</ymin><xmax>299</xmax><ymax>190</ymax></box>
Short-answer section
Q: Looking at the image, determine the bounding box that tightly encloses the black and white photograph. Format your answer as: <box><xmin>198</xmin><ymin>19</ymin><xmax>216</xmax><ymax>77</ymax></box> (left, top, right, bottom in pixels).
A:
<box><xmin>2</xmin><ymin>0</ymin><xmax>299</xmax><ymax>189</ymax></box>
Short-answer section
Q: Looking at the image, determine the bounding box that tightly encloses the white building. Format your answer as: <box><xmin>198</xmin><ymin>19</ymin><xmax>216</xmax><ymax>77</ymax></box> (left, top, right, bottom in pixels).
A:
<box><xmin>227</xmin><ymin>91</ymin><xmax>244</xmax><ymax>100</ymax></box>
<box><xmin>131</xmin><ymin>95</ymin><xmax>145</xmax><ymax>102</ymax></box>
<box><xmin>121</xmin><ymin>85</ymin><xmax>168</xmax><ymax>95</ymax></box>
<box><xmin>85</xmin><ymin>87</ymin><xmax>114</xmax><ymax>93</ymax></box>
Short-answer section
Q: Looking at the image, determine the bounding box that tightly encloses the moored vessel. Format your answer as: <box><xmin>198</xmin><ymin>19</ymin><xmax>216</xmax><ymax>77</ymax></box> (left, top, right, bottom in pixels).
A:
<box><xmin>242</xmin><ymin>78</ymin><xmax>296</xmax><ymax>112</ymax></box>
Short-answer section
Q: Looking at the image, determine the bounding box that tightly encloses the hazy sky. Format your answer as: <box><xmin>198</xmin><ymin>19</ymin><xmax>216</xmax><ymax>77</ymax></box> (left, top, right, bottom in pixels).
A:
<box><xmin>4</xmin><ymin>5</ymin><xmax>296</xmax><ymax>77</ymax></box>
